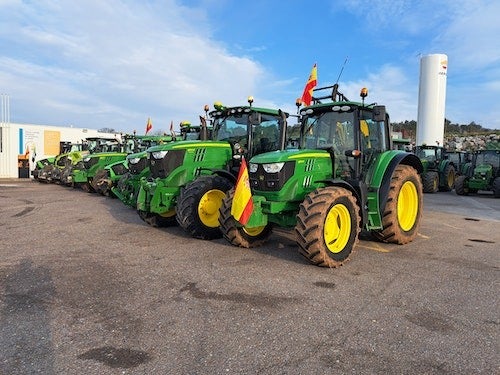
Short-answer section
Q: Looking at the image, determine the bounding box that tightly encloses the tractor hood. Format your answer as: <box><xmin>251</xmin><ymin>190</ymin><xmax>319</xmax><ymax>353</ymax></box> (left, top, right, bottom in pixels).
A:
<box><xmin>249</xmin><ymin>149</ymin><xmax>330</xmax><ymax>164</ymax></box>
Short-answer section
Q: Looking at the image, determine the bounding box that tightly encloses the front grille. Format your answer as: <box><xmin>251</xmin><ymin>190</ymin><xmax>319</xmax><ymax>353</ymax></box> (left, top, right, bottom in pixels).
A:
<box><xmin>129</xmin><ymin>158</ymin><xmax>147</xmax><ymax>175</ymax></box>
<box><xmin>150</xmin><ymin>150</ymin><xmax>186</xmax><ymax>179</ymax></box>
<box><xmin>84</xmin><ymin>157</ymin><xmax>99</xmax><ymax>169</ymax></box>
<box><xmin>112</xmin><ymin>163</ymin><xmax>128</xmax><ymax>176</ymax></box>
<box><xmin>249</xmin><ymin>161</ymin><xmax>295</xmax><ymax>191</ymax></box>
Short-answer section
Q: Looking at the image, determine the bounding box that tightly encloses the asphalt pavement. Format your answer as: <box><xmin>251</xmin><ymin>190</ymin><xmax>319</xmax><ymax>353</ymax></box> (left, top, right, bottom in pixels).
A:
<box><xmin>0</xmin><ymin>179</ymin><xmax>498</xmax><ymax>374</ymax></box>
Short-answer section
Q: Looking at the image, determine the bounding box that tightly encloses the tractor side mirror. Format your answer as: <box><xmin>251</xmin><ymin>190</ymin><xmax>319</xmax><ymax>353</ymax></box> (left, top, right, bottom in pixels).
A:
<box><xmin>372</xmin><ymin>105</ymin><xmax>386</xmax><ymax>122</ymax></box>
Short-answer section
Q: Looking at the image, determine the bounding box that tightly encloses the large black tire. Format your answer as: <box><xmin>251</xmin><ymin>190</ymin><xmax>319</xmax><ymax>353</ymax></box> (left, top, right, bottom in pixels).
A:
<box><xmin>92</xmin><ymin>169</ymin><xmax>109</xmax><ymax>194</ymax></box>
<box><xmin>454</xmin><ymin>175</ymin><xmax>468</xmax><ymax>195</ymax></box>
<box><xmin>439</xmin><ymin>164</ymin><xmax>455</xmax><ymax>191</ymax></box>
<box><xmin>371</xmin><ymin>165</ymin><xmax>423</xmax><ymax>244</ymax></box>
<box><xmin>137</xmin><ymin>209</ymin><xmax>177</xmax><ymax>227</ymax></box>
<box><xmin>176</xmin><ymin>175</ymin><xmax>234</xmax><ymax>240</ymax></box>
<box><xmin>219</xmin><ymin>188</ymin><xmax>273</xmax><ymax>248</ymax></box>
<box><xmin>493</xmin><ymin>177</ymin><xmax>500</xmax><ymax>198</ymax></box>
<box><xmin>422</xmin><ymin>171</ymin><xmax>439</xmax><ymax>193</ymax></box>
<box><xmin>295</xmin><ymin>187</ymin><xmax>360</xmax><ymax>268</ymax></box>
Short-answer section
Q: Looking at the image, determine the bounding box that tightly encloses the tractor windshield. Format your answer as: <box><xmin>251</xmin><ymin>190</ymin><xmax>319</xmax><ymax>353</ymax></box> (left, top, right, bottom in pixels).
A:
<box><xmin>475</xmin><ymin>151</ymin><xmax>500</xmax><ymax>169</ymax></box>
<box><xmin>212</xmin><ymin>111</ymin><xmax>282</xmax><ymax>155</ymax></box>
<box><xmin>301</xmin><ymin>111</ymin><xmax>355</xmax><ymax>155</ymax></box>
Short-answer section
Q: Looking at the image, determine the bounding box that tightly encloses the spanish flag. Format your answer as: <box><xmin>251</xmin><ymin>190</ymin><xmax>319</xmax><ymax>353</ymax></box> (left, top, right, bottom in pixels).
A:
<box><xmin>300</xmin><ymin>63</ymin><xmax>317</xmax><ymax>106</ymax></box>
<box><xmin>231</xmin><ymin>157</ymin><xmax>253</xmax><ymax>225</ymax></box>
<box><xmin>145</xmin><ymin>117</ymin><xmax>153</xmax><ymax>134</ymax></box>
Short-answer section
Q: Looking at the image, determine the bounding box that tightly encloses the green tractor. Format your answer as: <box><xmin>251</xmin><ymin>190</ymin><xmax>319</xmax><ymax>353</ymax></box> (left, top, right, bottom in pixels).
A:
<box><xmin>32</xmin><ymin>157</ymin><xmax>56</xmax><ymax>180</ymax></box>
<box><xmin>136</xmin><ymin>99</ymin><xmax>288</xmax><ymax>240</ymax></box>
<box><xmin>415</xmin><ymin>145</ymin><xmax>456</xmax><ymax>193</ymax></box>
<box><xmin>219</xmin><ymin>85</ymin><xmax>424</xmax><ymax>268</ymax></box>
<box><xmin>455</xmin><ymin>149</ymin><xmax>500</xmax><ymax>197</ymax></box>
<box><xmin>92</xmin><ymin>134</ymin><xmax>175</xmax><ymax>196</ymax></box>
<box><xmin>111</xmin><ymin>123</ymin><xmax>205</xmax><ymax>206</ymax></box>
<box><xmin>70</xmin><ymin>135</ymin><xmax>138</xmax><ymax>192</ymax></box>
<box><xmin>37</xmin><ymin>142</ymin><xmax>89</xmax><ymax>183</ymax></box>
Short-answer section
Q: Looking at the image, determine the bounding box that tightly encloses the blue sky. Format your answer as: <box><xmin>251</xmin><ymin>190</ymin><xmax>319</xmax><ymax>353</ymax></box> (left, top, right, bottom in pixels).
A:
<box><xmin>1</xmin><ymin>0</ymin><xmax>499</xmax><ymax>133</ymax></box>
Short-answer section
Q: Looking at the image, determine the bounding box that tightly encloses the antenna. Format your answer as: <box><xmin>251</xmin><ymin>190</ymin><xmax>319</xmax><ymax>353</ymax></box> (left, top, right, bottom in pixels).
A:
<box><xmin>335</xmin><ymin>56</ymin><xmax>349</xmax><ymax>85</ymax></box>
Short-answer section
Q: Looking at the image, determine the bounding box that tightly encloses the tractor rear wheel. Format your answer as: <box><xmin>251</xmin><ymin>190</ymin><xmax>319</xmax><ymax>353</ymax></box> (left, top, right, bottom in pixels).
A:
<box><xmin>454</xmin><ymin>175</ymin><xmax>468</xmax><ymax>195</ymax></box>
<box><xmin>138</xmin><ymin>209</ymin><xmax>177</xmax><ymax>227</ymax></box>
<box><xmin>439</xmin><ymin>164</ymin><xmax>456</xmax><ymax>191</ymax></box>
<box><xmin>219</xmin><ymin>188</ymin><xmax>272</xmax><ymax>247</ymax></box>
<box><xmin>371</xmin><ymin>165</ymin><xmax>423</xmax><ymax>244</ymax></box>
<box><xmin>493</xmin><ymin>177</ymin><xmax>500</xmax><ymax>198</ymax></box>
<box><xmin>177</xmin><ymin>175</ymin><xmax>233</xmax><ymax>240</ymax></box>
<box><xmin>295</xmin><ymin>187</ymin><xmax>360</xmax><ymax>268</ymax></box>
<box><xmin>422</xmin><ymin>171</ymin><xmax>439</xmax><ymax>193</ymax></box>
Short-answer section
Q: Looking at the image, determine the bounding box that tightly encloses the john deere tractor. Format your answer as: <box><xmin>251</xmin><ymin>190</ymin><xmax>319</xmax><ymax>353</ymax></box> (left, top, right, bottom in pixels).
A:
<box><xmin>219</xmin><ymin>85</ymin><xmax>424</xmax><ymax>268</ymax></box>
<box><xmin>415</xmin><ymin>145</ymin><xmax>456</xmax><ymax>193</ymax></box>
<box><xmin>136</xmin><ymin>99</ymin><xmax>288</xmax><ymax>240</ymax></box>
<box><xmin>92</xmin><ymin>135</ymin><xmax>175</xmax><ymax>196</ymax></box>
<box><xmin>455</xmin><ymin>149</ymin><xmax>500</xmax><ymax>197</ymax></box>
<box><xmin>112</xmin><ymin>123</ymin><xmax>205</xmax><ymax>207</ymax></box>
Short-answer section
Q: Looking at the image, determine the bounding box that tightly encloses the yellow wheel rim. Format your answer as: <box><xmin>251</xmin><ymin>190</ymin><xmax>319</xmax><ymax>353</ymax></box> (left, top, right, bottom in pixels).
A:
<box><xmin>447</xmin><ymin>170</ymin><xmax>455</xmax><ymax>187</ymax></box>
<box><xmin>160</xmin><ymin>209</ymin><xmax>176</xmax><ymax>218</ymax></box>
<box><xmin>198</xmin><ymin>189</ymin><xmax>226</xmax><ymax>228</ymax></box>
<box><xmin>324</xmin><ymin>203</ymin><xmax>351</xmax><ymax>254</ymax></box>
<box><xmin>243</xmin><ymin>225</ymin><xmax>266</xmax><ymax>236</ymax></box>
<box><xmin>397</xmin><ymin>181</ymin><xmax>418</xmax><ymax>231</ymax></box>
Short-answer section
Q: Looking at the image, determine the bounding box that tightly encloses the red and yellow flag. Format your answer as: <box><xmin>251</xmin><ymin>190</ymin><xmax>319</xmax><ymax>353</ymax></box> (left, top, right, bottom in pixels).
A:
<box><xmin>231</xmin><ymin>158</ymin><xmax>253</xmax><ymax>225</ymax></box>
<box><xmin>145</xmin><ymin>117</ymin><xmax>153</xmax><ymax>134</ymax></box>
<box><xmin>300</xmin><ymin>63</ymin><xmax>317</xmax><ymax>106</ymax></box>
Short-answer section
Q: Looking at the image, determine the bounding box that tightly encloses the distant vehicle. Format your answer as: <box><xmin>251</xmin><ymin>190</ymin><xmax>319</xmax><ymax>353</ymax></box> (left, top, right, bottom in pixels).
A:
<box><xmin>455</xmin><ymin>149</ymin><xmax>500</xmax><ymax>197</ymax></box>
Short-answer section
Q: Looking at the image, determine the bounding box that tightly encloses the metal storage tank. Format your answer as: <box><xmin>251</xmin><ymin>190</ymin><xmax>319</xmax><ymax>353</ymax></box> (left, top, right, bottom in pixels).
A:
<box><xmin>416</xmin><ymin>54</ymin><xmax>448</xmax><ymax>146</ymax></box>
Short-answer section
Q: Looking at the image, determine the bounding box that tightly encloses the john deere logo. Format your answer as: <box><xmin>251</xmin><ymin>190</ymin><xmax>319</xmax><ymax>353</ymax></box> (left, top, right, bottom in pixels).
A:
<box><xmin>259</xmin><ymin>175</ymin><xmax>264</xmax><ymax>181</ymax></box>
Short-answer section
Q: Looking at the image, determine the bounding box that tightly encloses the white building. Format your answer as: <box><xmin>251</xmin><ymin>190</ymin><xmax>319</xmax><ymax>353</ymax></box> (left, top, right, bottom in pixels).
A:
<box><xmin>0</xmin><ymin>121</ymin><xmax>118</xmax><ymax>178</ymax></box>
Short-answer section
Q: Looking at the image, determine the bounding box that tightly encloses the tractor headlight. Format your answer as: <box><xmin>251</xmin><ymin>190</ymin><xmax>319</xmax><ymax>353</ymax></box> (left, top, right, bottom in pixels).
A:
<box><xmin>83</xmin><ymin>157</ymin><xmax>91</xmax><ymax>162</ymax></box>
<box><xmin>263</xmin><ymin>162</ymin><xmax>285</xmax><ymax>173</ymax></box>
<box><xmin>128</xmin><ymin>157</ymin><xmax>141</xmax><ymax>164</ymax></box>
<box><xmin>151</xmin><ymin>150</ymin><xmax>168</xmax><ymax>159</ymax></box>
<box><xmin>249</xmin><ymin>163</ymin><xmax>258</xmax><ymax>173</ymax></box>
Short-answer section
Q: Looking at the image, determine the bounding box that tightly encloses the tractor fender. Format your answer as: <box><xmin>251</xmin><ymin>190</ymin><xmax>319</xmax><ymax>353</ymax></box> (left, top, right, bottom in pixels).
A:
<box><xmin>207</xmin><ymin>169</ymin><xmax>237</xmax><ymax>184</ymax></box>
<box><xmin>315</xmin><ymin>178</ymin><xmax>367</xmax><ymax>225</ymax></box>
<box><xmin>377</xmin><ymin>152</ymin><xmax>423</xmax><ymax>215</ymax></box>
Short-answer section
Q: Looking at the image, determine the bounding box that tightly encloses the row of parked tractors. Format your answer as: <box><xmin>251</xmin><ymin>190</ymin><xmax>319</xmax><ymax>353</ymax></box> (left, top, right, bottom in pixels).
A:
<box><xmin>32</xmin><ymin>85</ymin><xmax>500</xmax><ymax>268</ymax></box>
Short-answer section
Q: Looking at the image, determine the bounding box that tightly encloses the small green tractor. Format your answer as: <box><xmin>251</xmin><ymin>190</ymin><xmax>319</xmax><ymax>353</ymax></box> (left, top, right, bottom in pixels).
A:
<box><xmin>37</xmin><ymin>142</ymin><xmax>89</xmax><ymax>183</ymax></box>
<box><xmin>415</xmin><ymin>145</ymin><xmax>456</xmax><ymax>193</ymax></box>
<box><xmin>219</xmin><ymin>85</ymin><xmax>424</xmax><ymax>268</ymax></box>
<box><xmin>32</xmin><ymin>157</ymin><xmax>55</xmax><ymax>180</ymax></box>
<box><xmin>92</xmin><ymin>135</ymin><xmax>175</xmax><ymax>196</ymax></box>
<box><xmin>455</xmin><ymin>149</ymin><xmax>500</xmax><ymax>197</ymax></box>
<box><xmin>136</xmin><ymin>99</ymin><xmax>288</xmax><ymax>240</ymax></box>
<box><xmin>70</xmin><ymin>135</ymin><xmax>139</xmax><ymax>192</ymax></box>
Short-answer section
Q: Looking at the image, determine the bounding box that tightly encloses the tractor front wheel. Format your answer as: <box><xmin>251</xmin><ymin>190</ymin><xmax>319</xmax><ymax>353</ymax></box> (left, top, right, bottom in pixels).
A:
<box><xmin>219</xmin><ymin>188</ymin><xmax>272</xmax><ymax>248</ymax></box>
<box><xmin>176</xmin><ymin>175</ymin><xmax>234</xmax><ymax>240</ymax></box>
<box><xmin>295</xmin><ymin>187</ymin><xmax>360</xmax><ymax>268</ymax></box>
<box><xmin>439</xmin><ymin>164</ymin><xmax>456</xmax><ymax>191</ymax></box>
<box><xmin>371</xmin><ymin>165</ymin><xmax>423</xmax><ymax>244</ymax></box>
<box><xmin>454</xmin><ymin>175</ymin><xmax>468</xmax><ymax>195</ymax></box>
<box><xmin>492</xmin><ymin>177</ymin><xmax>500</xmax><ymax>198</ymax></box>
<box><xmin>422</xmin><ymin>171</ymin><xmax>439</xmax><ymax>193</ymax></box>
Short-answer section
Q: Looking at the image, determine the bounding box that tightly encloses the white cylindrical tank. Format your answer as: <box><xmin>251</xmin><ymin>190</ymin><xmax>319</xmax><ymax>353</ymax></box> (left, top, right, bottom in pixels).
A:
<box><xmin>416</xmin><ymin>53</ymin><xmax>448</xmax><ymax>146</ymax></box>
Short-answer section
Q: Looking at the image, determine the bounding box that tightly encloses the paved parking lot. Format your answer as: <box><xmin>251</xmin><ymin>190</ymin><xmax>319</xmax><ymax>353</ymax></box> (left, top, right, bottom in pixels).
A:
<box><xmin>0</xmin><ymin>179</ymin><xmax>499</xmax><ymax>374</ymax></box>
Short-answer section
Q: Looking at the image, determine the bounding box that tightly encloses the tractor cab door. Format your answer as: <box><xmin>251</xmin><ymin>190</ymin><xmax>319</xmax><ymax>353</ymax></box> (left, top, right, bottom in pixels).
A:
<box><xmin>358</xmin><ymin>107</ymin><xmax>389</xmax><ymax>179</ymax></box>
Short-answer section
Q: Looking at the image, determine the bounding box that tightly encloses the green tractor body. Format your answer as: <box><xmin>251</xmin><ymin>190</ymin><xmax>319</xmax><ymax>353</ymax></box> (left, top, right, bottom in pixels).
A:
<box><xmin>92</xmin><ymin>135</ymin><xmax>176</xmax><ymax>196</ymax></box>
<box><xmin>111</xmin><ymin>128</ymin><xmax>203</xmax><ymax>206</ymax></box>
<box><xmin>415</xmin><ymin>145</ymin><xmax>456</xmax><ymax>193</ymax></box>
<box><xmin>455</xmin><ymin>149</ymin><xmax>500</xmax><ymax>197</ymax></box>
<box><xmin>219</xmin><ymin>85</ymin><xmax>424</xmax><ymax>267</ymax></box>
<box><xmin>32</xmin><ymin>157</ymin><xmax>55</xmax><ymax>180</ymax></box>
<box><xmin>37</xmin><ymin>143</ymin><xmax>88</xmax><ymax>183</ymax></box>
<box><xmin>136</xmin><ymin>103</ymin><xmax>288</xmax><ymax>238</ymax></box>
<box><xmin>110</xmin><ymin>151</ymin><xmax>149</xmax><ymax>206</ymax></box>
